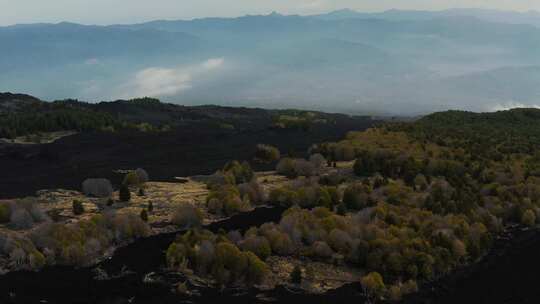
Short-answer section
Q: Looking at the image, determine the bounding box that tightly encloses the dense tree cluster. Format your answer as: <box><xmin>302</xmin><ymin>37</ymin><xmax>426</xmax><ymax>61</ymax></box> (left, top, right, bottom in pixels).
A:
<box><xmin>0</xmin><ymin>107</ymin><xmax>118</xmax><ymax>138</ymax></box>
<box><xmin>276</xmin><ymin>154</ymin><xmax>326</xmax><ymax>178</ymax></box>
<box><xmin>0</xmin><ymin>197</ymin><xmax>48</xmax><ymax>229</ymax></box>
<box><xmin>0</xmin><ymin>211</ymin><xmax>150</xmax><ymax>270</ymax></box>
<box><xmin>207</xmin><ymin>185</ymin><xmax>251</xmax><ymax>216</ymax></box>
<box><xmin>387</xmin><ymin>109</ymin><xmax>540</xmax><ymax>158</ymax></box>
<box><xmin>0</xmin><ymin>98</ymin><xmax>168</xmax><ymax>139</ymax></box>
<box><xmin>166</xmin><ymin>229</ymin><xmax>269</xmax><ymax>286</ymax></box>
<box><xmin>206</xmin><ymin>161</ymin><xmax>254</xmax><ymax>189</ymax></box>
<box><xmin>269</xmin><ymin>178</ymin><xmax>339</xmax><ymax>209</ymax></box>
<box><xmin>206</xmin><ymin>161</ymin><xmax>266</xmax><ymax>216</ymax></box>
<box><xmin>271</xmin><ymin>111</ymin><xmax>324</xmax><ymax>131</ymax></box>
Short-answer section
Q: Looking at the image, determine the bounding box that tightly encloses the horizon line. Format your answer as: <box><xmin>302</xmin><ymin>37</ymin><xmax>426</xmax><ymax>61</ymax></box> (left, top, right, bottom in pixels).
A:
<box><xmin>2</xmin><ymin>7</ymin><xmax>540</xmax><ymax>28</ymax></box>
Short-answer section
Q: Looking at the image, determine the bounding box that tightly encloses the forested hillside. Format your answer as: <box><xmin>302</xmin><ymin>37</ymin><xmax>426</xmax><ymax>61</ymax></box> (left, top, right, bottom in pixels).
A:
<box><xmin>162</xmin><ymin>108</ymin><xmax>540</xmax><ymax>300</ymax></box>
<box><xmin>0</xmin><ymin>93</ymin><xmax>360</xmax><ymax>139</ymax></box>
<box><xmin>391</xmin><ymin>108</ymin><xmax>540</xmax><ymax>157</ymax></box>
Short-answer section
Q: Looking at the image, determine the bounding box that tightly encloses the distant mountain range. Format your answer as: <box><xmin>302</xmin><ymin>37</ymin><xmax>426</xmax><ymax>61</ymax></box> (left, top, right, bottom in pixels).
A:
<box><xmin>2</xmin><ymin>8</ymin><xmax>540</xmax><ymax>115</ymax></box>
<box><xmin>314</xmin><ymin>8</ymin><xmax>540</xmax><ymax>27</ymax></box>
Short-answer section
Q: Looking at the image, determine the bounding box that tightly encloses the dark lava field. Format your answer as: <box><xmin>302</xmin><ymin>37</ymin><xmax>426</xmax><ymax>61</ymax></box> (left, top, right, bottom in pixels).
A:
<box><xmin>0</xmin><ymin>106</ymin><xmax>374</xmax><ymax>199</ymax></box>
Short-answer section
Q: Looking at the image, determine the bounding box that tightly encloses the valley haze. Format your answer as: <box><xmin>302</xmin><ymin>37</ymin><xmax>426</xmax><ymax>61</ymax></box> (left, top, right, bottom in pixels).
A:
<box><xmin>2</xmin><ymin>7</ymin><xmax>540</xmax><ymax>115</ymax></box>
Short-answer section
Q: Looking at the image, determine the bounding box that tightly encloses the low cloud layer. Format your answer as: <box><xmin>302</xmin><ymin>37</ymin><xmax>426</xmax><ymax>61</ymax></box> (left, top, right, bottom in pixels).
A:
<box><xmin>116</xmin><ymin>58</ymin><xmax>224</xmax><ymax>99</ymax></box>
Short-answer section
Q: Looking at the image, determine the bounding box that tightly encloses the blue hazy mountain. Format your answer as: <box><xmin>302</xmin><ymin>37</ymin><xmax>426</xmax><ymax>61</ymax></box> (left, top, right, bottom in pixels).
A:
<box><xmin>2</xmin><ymin>9</ymin><xmax>540</xmax><ymax>115</ymax></box>
<box><xmin>313</xmin><ymin>8</ymin><xmax>540</xmax><ymax>27</ymax></box>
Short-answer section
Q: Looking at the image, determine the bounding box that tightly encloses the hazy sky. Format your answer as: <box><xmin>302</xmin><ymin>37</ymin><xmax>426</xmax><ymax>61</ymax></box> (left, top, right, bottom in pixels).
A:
<box><xmin>1</xmin><ymin>0</ymin><xmax>539</xmax><ymax>26</ymax></box>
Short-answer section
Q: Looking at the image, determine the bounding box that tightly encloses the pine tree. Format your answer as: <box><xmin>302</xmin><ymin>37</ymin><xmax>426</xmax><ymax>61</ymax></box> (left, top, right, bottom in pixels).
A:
<box><xmin>290</xmin><ymin>265</ymin><xmax>302</xmax><ymax>284</ymax></box>
<box><xmin>140</xmin><ymin>209</ymin><xmax>148</xmax><ymax>222</ymax></box>
<box><xmin>119</xmin><ymin>184</ymin><xmax>131</xmax><ymax>202</ymax></box>
<box><xmin>72</xmin><ymin>200</ymin><xmax>85</xmax><ymax>215</ymax></box>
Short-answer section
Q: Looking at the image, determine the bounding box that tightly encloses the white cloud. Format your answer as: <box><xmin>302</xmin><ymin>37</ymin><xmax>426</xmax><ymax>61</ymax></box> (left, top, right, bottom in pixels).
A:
<box><xmin>131</xmin><ymin>67</ymin><xmax>192</xmax><ymax>97</ymax></box>
<box><xmin>490</xmin><ymin>101</ymin><xmax>540</xmax><ymax>112</ymax></box>
<box><xmin>202</xmin><ymin>58</ymin><xmax>224</xmax><ymax>70</ymax></box>
<box><xmin>84</xmin><ymin>58</ymin><xmax>100</xmax><ymax>65</ymax></box>
<box><xmin>116</xmin><ymin>57</ymin><xmax>225</xmax><ymax>99</ymax></box>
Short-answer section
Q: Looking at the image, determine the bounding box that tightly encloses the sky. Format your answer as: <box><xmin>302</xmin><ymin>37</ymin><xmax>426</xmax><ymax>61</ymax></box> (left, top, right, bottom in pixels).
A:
<box><xmin>1</xmin><ymin>0</ymin><xmax>540</xmax><ymax>26</ymax></box>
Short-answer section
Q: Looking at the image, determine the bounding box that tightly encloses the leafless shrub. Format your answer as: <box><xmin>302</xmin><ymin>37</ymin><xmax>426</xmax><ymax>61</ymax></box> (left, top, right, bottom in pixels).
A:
<box><xmin>207</xmin><ymin>198</ymin><xmax>223</xmax><ymax>215</ymax></box>
<box><xmin>327</xmin><ymin>229</ymin><xmax>353</xmax><ymax>254</ymax></box>
<box><xmin>9</xmin><ymin>247</ymin><xmax>26</xmax><ymax>267</ymax></box>
<box><xmin>227</xmin><ymin>230</ymin><xmax>243</xmax><ymax>244</ymax></box>
<box><xmin>29</xmin><ymin>204</ymin><xmax>48</xmax><ymax>223</ymax></box>
<box><xmin>82</xmin><ymin>178</ymin><xmax>113</xmax><ymax>198</ymax></box>
<box><xmin>172</xmin><ymin>204</ymin><xmax>203</xmax><ymax>229</ymax></box>
<box><xmin>309</xmin><ymin>153</ymin><xmax>327</xmax><ymax>169</ymax></box>
<box><xmin>196</xmin><ymin>240</ymin><xmax>215</xmax><ymax>273</ymax></box>
<box><xmin>238</xmin><ymin>179</ymin><xmax>267</xmax><ymax>205</ymax></box>
<box><xmin>10</xmin><ymin>209</ymin><xmax>34</xmax><ymax>229</ymax></box>
<box><xmin>294</xmin><ymin>159</ymin><xmax>316</xmax><ymax>177</ymax></box>
<box><xmin>240</xmin><ymin>236</ymin><xmax>271</xmax><ymax>260</ymax></box>
<box><xmin>276</xmin><ymin>158</ymin><xmax>297</xmax><ymax>177</ymax></box>
<box><xmin>312</xmin><ymin>241</ymin><xmax>333</xmax><ymax>258</ymax></box>
<box><xmin>135</xmin><ymin>168</ymin><xmax>149</xmax><ymax>183</ymax></box>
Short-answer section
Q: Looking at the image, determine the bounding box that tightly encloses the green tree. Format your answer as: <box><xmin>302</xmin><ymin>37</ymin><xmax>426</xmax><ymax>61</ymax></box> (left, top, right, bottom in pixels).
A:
<box><xmin>0</xmin><ymin>204</ymin><xmax>10</xmax><ymax>223</ymax></box>
<box><xmin>361</xmin><ymin>272</ymin><xmax>386</xmax><ymax>298</ymax></box>
<box><xmin>522</xmin><ymin>209</ymin><xmax>536</xmax><ymax>227</ymax></box>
